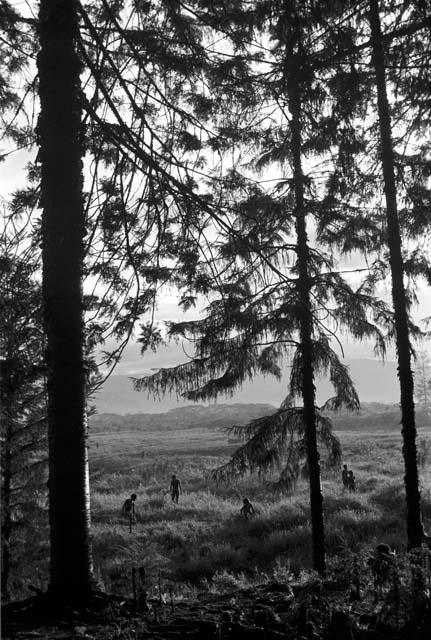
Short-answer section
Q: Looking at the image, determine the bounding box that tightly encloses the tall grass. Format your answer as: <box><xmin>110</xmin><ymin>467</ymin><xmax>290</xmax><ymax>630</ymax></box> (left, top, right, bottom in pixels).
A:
<box><xmin>87</xmin><ymin>427</ymin><xmax>431</xmax><ymax>596</ymax></box>
<box><xmin>8</xmin><ymin>426</ymin><xmax>430</xmax><ymax>599</ymax></box>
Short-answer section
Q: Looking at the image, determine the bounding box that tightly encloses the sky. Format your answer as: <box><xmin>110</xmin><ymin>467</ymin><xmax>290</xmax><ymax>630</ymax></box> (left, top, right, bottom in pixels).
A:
<box><xmin>89</xmin><ymin>286</ymin><xmax>426</xmax><ymax>411</ymax></box>
<box><xmin>104</xmin><ymin>276</ymin><xmax>431</xmax><ymax>374</ymax></box>
<box><xmin>2</xmin><ymin>130</ymin><xmax>431</xmax><ymax>409</ymax></box>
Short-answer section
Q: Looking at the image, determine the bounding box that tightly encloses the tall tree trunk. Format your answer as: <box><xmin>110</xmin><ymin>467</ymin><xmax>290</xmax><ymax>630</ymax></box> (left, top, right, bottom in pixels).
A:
<box><xmin>285</xmin><ymin>31</ymin><xmax>326</xmax><ymax>574</ymax></box>
<box><xmin>0</xmin><ymin>359</ymin><xmax>12</xmax><ymax>602</ymax></box>
<box><xmin>38</xmin><ymin>0</ymin><xmax>94</xmax><ymax>602</ymax></box>
<box><xmin>368</xmin><ymin>0</ymin><xmax>424</xmax><ymax>548</ymax></box>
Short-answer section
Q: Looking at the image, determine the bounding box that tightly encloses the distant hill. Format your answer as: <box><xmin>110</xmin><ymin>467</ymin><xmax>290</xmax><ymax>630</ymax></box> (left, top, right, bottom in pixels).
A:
<box><xmin>89</xmin><ymin>401</ymin><xmax>430</xmax><ymax>435</ymax></box>
<box><xmin>89</xmin><ymin>403</ymin><xmax>275</xmax><ymax>433</ymax></box>
<box><xmin>93</xmin><ymin>358</ymin><xmax>401</xmax><ymax>415</ymax></box>
<box><xmin>328</xmin><ymin>403</ymin><xmax>429</xmax><ymax>431</ymax></box>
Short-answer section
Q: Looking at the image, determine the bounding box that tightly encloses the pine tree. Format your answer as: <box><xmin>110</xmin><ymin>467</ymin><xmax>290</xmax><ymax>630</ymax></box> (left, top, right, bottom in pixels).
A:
<box><xmin>284</xmin><ymin>6</ymin><xmax>325</xmax><ymax>574</ymax></box>
<box><xmin>296</xmin><ymin>0</ymin><xmax>429</xmax><ymax>548</ymax></box>
<box><xmin>2</xmin><ymin>0</ymin><xmax>232</xmax><ymax>598</ymax></box>
<box><xmin>368</xmin><ymin>0</ymin><xmax>424</xmax><ymax>549</ymax></box>
<box><xmin>38</xmin><ymin>0</ymin><xmax>93</xmax><ymax>603</ymax></box>
<box><xmin>135</xmin><ymin>0</ymin><xmax>396</xmax><ymax>575</ymax></box>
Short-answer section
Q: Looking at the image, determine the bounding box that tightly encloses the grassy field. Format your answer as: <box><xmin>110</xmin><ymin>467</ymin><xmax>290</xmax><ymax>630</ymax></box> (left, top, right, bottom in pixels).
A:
<box><xmin>88</xmin><ymin>417</ymin><xmax>431</xmax><ymax>598</ymax></box>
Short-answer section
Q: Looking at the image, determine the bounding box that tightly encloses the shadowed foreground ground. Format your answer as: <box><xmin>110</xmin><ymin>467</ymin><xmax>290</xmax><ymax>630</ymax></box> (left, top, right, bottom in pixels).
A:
<box><xmin>3</xmin><ymin>562</ymin><xmax>431</xmax><ymax>640</ymax></box>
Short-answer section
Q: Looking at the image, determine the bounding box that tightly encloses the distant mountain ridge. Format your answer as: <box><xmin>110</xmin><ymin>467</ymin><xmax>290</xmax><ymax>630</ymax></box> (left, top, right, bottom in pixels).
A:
<box><xmin>94</xmin><ymin>358</ymin><xmax>401</xmax><ymax>414</ymax></box>
<box><xmin>89</xmin><ymin>401</ymin><xmax>430</xmax><ymax>434</ymax></box>
<box><xmin>89</xmin><ymin>403</ymin><xmax>274</xmax><ymax>433</ymax></box>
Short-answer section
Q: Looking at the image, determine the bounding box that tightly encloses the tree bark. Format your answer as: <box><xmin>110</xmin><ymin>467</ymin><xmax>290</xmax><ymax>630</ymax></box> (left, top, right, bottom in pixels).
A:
<box><xmin>285</xmin><ymin>28</ymin><xmax>326</xmax><ymax>574</ymax></box>
<box><xmin>368</xmin><ymin>0</ymin><xmax>424</xmax><ymax>548</ymax></box>
<box><xmin>38</xmin><ymin>0</ymin><xmax>94</xmax><ymax>602</ymax></box>
<box><xmin>0</xmin><ymin>359</ymin><xmax>12</xmax><ymax>602</ymax></box>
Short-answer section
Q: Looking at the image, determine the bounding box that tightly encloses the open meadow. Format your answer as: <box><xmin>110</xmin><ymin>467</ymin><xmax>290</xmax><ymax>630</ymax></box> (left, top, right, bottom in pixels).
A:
<box><xmin>87</xmin><ymin>405</ymin><xmax>431</xmax><ymax>598</ymax></box>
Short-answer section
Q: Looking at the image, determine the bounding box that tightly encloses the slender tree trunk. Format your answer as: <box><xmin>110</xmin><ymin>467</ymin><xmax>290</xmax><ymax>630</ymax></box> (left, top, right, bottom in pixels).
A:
<box><xmin>369</xmin><ymin>0</ymin><xmax>424</xmax><ymax>548</ymax></box>
<box><xmin>38</xmin><ymin>0</ymin><xmax>94</xmax><ymax>602</ymax></box>
<box><xmin>285</xmin><ymin>33</ymin><xmax>326</xmax><ymax>574</ymax></box>
<box><xmin>0</xmin><ymin>359</ymin><xmax>12</xmax><ymax>601</ymax></box>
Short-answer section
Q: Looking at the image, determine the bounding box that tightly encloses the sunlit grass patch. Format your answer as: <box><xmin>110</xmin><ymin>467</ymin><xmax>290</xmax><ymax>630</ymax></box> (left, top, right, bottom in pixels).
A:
<box><xmin>88</xmin><ymin>427</ymin><xmax>425</xmax><ymax>594</ymax></box>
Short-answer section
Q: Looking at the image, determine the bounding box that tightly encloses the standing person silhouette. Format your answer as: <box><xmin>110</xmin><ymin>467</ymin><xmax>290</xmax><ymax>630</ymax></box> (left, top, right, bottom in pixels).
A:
<box><xmin>348</xmin><ymin>470</ymin><xmax>356</xmax><ymax>493</ymax></box>
<box><xmin>240</xmin><ymin>498</ymin><xmax>255</xmax><ymax>520</ymax></box>
<box><xmin>122</xmin><ymin>493</ymin><xmax>137</xmax><ymax>532</ymax></box>
<box><xmin>342</xmin><ymin>464</ymin><xmax>349</xmax><ymax>490</ymax></box>
<box><xmin>170</xmin><ymin>475</ymin><xmax>181</xmax><ymax>504</ymax></box>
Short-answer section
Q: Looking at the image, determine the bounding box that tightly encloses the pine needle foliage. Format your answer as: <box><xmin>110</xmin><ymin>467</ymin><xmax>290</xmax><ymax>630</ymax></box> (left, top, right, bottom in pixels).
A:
<box><xmin>132</xmin><ymin>0</ymin><xmax>401</xmax><ymax>509</ymax></box>
<box><xmin>212</xmin><ymin>406</ymin><xmax>341</xmax><ymax>492</ymax></box>
<box><xmin>0</xmin><ymin>227</ymin><xmax>47</xmax><ymax>601</ymax></box>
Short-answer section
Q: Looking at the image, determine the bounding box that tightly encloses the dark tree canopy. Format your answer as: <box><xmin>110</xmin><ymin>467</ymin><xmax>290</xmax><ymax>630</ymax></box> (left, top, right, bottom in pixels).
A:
<box><xmin>0</xmin><ymin>0</ymin><xmax>430</xmax><ymax>598</ymax></box>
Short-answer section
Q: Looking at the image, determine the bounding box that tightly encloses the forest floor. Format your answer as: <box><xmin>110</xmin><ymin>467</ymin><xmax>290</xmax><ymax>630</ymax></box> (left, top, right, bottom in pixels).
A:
<box><xmin>4</xmin><ymin>568</ymin><xmax>431</xmax><ymax>639</ymax></box>
<box><xmin>3</xmin><ymin>415</ymin><xmax>431</xmax><ymax>638</ymax></box>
